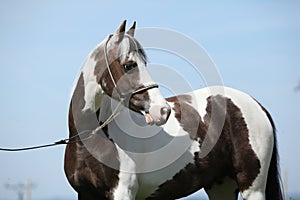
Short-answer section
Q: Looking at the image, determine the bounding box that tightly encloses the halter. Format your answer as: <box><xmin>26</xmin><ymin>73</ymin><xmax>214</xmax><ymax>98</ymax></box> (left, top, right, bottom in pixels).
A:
<box><xmin>104</xmin><ymin>34</ymin><xmax>159</xmax><ymax>101</ymax></box>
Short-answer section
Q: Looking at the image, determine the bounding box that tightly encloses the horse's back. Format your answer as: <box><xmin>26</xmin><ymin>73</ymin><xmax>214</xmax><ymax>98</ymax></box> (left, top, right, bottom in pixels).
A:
<box><xmin>191</xmin><ymin>86</ymin><xmax>273</xmax><ymax>136</ymax></box>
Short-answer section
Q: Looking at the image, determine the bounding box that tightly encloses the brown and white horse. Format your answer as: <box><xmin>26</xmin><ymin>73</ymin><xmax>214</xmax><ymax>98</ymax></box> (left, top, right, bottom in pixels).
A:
<box><xmin>64</xmin><ymin>21</ymin><xmax>284</xmax><ymax>200</ymax></box>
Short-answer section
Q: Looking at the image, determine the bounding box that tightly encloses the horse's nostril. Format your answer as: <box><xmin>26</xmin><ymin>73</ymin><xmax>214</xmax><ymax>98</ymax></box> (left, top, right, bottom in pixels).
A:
<box><xmin>160</xmin><ymin>107</ymin><xmax>168</xmax><ymax>115</ymax></box>
<box><xmin>160</xmin><ymin>106</ymin><xmax>171</xmax><ymax>119</ymax></box>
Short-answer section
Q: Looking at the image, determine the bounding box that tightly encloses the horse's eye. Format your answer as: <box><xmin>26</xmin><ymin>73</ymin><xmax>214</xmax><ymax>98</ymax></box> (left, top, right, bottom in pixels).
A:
<box><xmin>123</xmin><ymin>61</ymin><xmax>137</xmax><ymax>72</ymax></box>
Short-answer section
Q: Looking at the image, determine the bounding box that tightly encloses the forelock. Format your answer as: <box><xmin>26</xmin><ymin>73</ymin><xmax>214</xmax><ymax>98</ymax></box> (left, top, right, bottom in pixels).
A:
<box><xmin>118</xmin><ymin>35</ymin><xmax>147</xmax><ymax>64</ymax></box>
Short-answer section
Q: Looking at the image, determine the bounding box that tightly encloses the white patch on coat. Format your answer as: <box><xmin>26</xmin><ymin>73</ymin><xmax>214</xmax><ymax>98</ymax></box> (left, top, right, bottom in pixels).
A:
<box><xmin>112</xmin><ymin>144</ymin><xmax>138</xmax><ymax>200</ymax></box>
<box><xmin>81</xmin><ymin>57</ymin><xmax>105</xmax><ymax>112</ymax></box>
<box><xmin>134</xmin><ymin>53</ymin><xmax>168</xmax><ymax>112</ymax></box>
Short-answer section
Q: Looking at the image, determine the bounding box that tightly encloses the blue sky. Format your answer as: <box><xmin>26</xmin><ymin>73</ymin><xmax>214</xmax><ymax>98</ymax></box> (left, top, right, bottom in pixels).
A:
<box><xmin>0</xmin><ymin>1</ymin><xmax>299</xmax><ymax>199</ymax></box>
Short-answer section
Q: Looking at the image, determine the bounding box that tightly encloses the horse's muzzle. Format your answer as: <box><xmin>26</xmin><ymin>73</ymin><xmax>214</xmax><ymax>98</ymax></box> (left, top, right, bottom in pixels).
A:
<box><xmin>146</xmin><ymin>103</ymin><xmax>171</xmax><ymax>126</ymax></box>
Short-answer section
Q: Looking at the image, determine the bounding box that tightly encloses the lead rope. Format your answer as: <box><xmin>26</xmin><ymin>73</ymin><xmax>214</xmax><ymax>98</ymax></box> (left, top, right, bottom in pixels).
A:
<box><xmin>91</xmin><ymin>98</ymin><xmax>123</xmax><ymax>135</ymax></box>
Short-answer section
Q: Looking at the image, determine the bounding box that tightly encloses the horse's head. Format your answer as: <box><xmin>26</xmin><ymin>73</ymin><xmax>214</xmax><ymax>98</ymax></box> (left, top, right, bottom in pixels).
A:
<box><xmin>93</xmin><ymin>20</ymin><xmax>171</xmax><ymax>126</ymax></box>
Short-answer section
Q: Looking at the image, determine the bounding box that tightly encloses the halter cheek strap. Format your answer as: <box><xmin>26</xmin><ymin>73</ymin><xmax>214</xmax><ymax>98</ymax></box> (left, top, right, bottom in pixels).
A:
<box><xmin>104</xmin><ymin>34</ymin><xmax>117</xmax><ymax>89</ymax></box>
<box><xmin>103</xmin><ymin>34</ymin><xmax>158</xmax><ymax>101</ymax></box>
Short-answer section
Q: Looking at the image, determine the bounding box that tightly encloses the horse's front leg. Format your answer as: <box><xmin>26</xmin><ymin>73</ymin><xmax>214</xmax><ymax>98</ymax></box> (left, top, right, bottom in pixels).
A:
<box><xmin>111</xmin><ymin>146</ymin><xmax>138</xmax><ymax>200</ymax></box>
<box><xmin>112</xmin><ymin>171</ymin><xmax>138</xmax><ymax>200</ymax></box>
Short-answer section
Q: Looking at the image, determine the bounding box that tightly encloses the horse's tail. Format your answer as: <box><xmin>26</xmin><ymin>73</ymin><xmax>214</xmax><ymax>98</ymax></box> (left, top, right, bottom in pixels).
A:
<box><xmin>265</xmin><ymin>111</ymin><xmax>285</xmax><ymax>200</ymax></box>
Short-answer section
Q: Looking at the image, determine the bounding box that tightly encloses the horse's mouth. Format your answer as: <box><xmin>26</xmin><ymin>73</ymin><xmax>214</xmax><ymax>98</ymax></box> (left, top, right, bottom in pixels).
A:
<box><xmin>129</xmin><ymin>109</ymin><xmax>166</xmax><ymax>126</ymax></box>
<box><xmin>144</xmin><ymin>112</ymin><xmax>155</xmax><ymax>125</ymax></box>
<box><xmin>130</xmin><ymin>110</ymin><xmax>155</xmax><ymax>126</ymax></box>
<box><xmin>128</xmin><ymin>98</ymin><xmax>171</xmax><ymax>126</ymax></box>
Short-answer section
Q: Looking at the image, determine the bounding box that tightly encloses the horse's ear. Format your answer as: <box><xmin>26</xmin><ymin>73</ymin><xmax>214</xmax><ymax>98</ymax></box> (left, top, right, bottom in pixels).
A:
<box><xmin>115</xmin><ymin>20</ymin><xmax>127</xmax><ymax>42</ymax></box>
<box><xmin>127</xmin><ymin>21</ymin><xmax>136</xmax><ymax>37</ymax></box>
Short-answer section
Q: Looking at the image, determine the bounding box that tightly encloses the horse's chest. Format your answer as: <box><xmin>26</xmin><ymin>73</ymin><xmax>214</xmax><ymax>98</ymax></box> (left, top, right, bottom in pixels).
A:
<box><xmin>110</xmin><ymin>101</ymin><xmax>202</xmax><ymax>199</ymax></box>
<box><xmin>113</xmin><ymin>137</ymin><xmax>200</xmax><ymax>199</ymax></box>
<box><xmin>135</xmin><ymin>150</ymin><xmax>196</xmax><ymax>198</ymax></box>
<box><xmin>136</xmin><ymin>152</ymin><xmax>192</xmax><ymax>199</ymax></box>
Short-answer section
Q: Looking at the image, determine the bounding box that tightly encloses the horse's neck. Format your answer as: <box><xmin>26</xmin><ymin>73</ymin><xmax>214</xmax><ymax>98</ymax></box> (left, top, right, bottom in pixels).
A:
<box><xmin>80</xmin><ymin>53</ymin><xmax>105</xmax><ymax>112</ymax></box>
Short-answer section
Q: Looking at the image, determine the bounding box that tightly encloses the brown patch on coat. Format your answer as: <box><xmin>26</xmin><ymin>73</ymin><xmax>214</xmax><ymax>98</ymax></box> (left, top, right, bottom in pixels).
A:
<box><xmin>64</xmin><ymin>73</ymin><xmax>120</xmax><ymax>200</ymax></box>
<box><xmin>222</xmin><ymin>96</ymin><xmax>261</xmax><ymax>191</ymax></box>
<box><xmin>148</xmin><ymin>95</ymin><xmax>261</xmax><ymax>199</ymax></box>
<box><xmin>167</xmin><ymin>95</ymin><xmax>206</xmax><ymax>140</ymax></box>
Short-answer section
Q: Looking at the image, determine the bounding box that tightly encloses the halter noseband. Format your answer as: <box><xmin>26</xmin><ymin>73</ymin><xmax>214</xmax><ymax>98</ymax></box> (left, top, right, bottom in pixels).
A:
<box><xmin>104</xmin><ymin>34</ymin><xmax>158</xmax><ymax>101</ymax></box>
